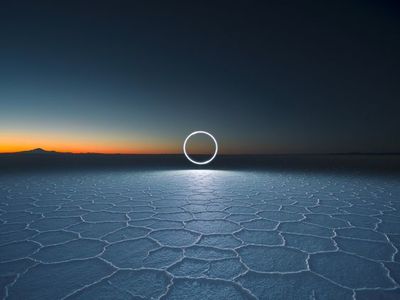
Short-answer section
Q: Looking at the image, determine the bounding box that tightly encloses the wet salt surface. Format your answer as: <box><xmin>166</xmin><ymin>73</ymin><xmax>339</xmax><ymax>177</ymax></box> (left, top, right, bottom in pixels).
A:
<box><xmin>0</xmin><ymin>169</ymin><xmax>400</xmax><ymax>299</ymax></box>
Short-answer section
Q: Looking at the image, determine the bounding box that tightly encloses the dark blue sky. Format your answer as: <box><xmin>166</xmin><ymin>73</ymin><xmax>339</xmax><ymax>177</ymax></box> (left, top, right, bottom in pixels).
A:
<box><xmin>1</xmin><ymin>0</ymin><xmax>399</xmax><ymax>153</ymax></box>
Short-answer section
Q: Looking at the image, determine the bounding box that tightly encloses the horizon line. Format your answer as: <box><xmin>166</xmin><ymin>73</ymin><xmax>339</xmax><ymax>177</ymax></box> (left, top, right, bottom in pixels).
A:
<box><xmin>1</xmin><ymin>148</ymin><xmax>399</xmax><ymax>156</ymax></box>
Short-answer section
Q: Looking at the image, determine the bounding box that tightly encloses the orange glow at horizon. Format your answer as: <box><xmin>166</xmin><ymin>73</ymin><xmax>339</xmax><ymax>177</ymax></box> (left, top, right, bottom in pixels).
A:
<box><xmin>0</xmin><ymin>130</ymin><xmax>275</xmax><ymax>155</ymax></box>
<box><xmin>0</xmin><ymin>144</ymin><xmax>178</xmax><ymax>154</ymax></box>
<box><xmin>0</xmin><ymin>132</ymin><xmax>181</xmax><ymax>154</ymax></box>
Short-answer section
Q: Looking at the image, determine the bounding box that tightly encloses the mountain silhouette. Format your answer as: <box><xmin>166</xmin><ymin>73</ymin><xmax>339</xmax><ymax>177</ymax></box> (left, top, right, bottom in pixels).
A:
<box><xmin>14</xmin><ymin>148</ymin><xmax>60</xmax><ymax>155</ymax></box>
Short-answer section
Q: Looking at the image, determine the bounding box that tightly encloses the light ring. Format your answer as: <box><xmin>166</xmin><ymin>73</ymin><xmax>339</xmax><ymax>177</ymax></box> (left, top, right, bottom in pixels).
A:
<box><xmin>183</xmin><ymin>131</ymin><xmax>218</xmax><ymax>165</ymax></box>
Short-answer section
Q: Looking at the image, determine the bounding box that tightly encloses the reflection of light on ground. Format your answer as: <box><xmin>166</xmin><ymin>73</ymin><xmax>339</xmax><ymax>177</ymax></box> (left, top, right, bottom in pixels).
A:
<box><xmin>170</xmin><ymin>169</ymin><xmax>234</xmax><ymax>180</ymax></box>
<box><xmin>158</xmin><ymin>170</ymin><xmax>241</xmax><ymax>193</ymax></box>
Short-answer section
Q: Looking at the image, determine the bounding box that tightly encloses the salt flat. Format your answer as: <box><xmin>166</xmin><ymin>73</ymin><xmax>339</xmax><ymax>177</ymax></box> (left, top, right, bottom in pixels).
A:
<box><xmin>0</xmin><ymin>169</ymin><xmax>400</xmax><ymax>299</ymax></box>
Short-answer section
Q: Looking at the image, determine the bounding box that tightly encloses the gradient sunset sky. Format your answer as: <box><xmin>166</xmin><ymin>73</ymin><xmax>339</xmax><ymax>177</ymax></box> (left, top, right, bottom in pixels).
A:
<box><xmin>1</xmin><ymin>1</ymin><xmax>400</xmax><ymax>154</ymax></box>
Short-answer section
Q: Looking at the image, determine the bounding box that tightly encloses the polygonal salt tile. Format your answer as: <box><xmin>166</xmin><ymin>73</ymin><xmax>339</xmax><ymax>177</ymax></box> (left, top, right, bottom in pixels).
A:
<box><xmin>356</xmin><ymin>289</ymin><xmax>400</xmax><ymax>300</ymax></box>
<box><xmin>207</xmin><ymin>258</ymin><xmax>246</xmax><ymax>280</ymax></box>
<box><xmin>128</xmin><ymin>219</ymin><xmax>155</xmax><ymax>227</ymax></box>
<box><xmin>82</xmin><ymin>211</ymin><xmax>127</xmax><ymax>222</ymax></box>
<box><xmin>0</xmin><ymin>258</ymin><xmax>36</xmax><ymax>276</ymax></box>
<box><xmin>29</xmin><ymin>217</ymin><xmax>81</xmax><ymax>231</ymax></box>
<box><xmin>67</xmin><ymin>281</ymin><xmax>132</xmax><ymax>299</ymax></box>
<box><xmin>226</xmin><ymin>214</ymin><xmax>258</xmax><ymax>222</ymax></box>
<box><xmin>0</xmin><ymin>229</ymin><xmax>38</xmax><ymax>246</ymax></box>
<box><xmin>197</xmin><ymin>234</ymin><xmax>242</xmax><ymax>249</ymax></box>
<box><xmin>155</xmin><ymin>207</ymin><xmax>185</xmax><ymax>213</ymax></box>
<box><xmin>81</xmin><ymin>203</ymin><xmax>114</xmax><ymax>211</ymax></box>
<box><xmin>102</xmin><ymin>226</ymin><xmax>150</xmax><ymax>242</ymax></box>
<box><xmin>334</xmin><ymin>236</ymin><xmax>395</xmax><ymax>261</ymax></box>
<box><xmin>318</xmin><ymin>199</ymin><xmax>350</xmax><ymax>207</ymax></box>
<box><xmin>168</xmin><ymin>258</ymin><xmax>209</xmax><ymax>277</ymax></box>
<box><xmin>0</xmin><ymin>212</ymin><xmax>41</xmax><ymax>223</ymax></box>
<box><xmin>185</xmin><ymin>220</ymin><xmax>240</xmax><ymax>234</ymax></box>
<box><xmin>343</xmin><ymin>205</ymin><xmax>380</xmax><ymax>216</ymax></box>
<box><xmin>154</xmin><ymin>212</ymin><xmax>193</xmax><ymax>221</ymax></box>
<box><xmin>105</xmin><ymin>205</ymin><xmax>132</xmax><ymax>213</ymax></box>
<box><xmin>241</xmin><ymin>219</ymin><xmax>278</xmax><ymax>230</ymax></box>
<box><xmin>369</xmin><ymin>203</ymin><xmax>395</xmax><ymax>212</ymax></box>
<box><xmin>308</xmin><ymin>205</ymin><xmax>343</xmax><ymax>214</ymax></box>
<box><xmin>185</xmin><ymin>246</ymin><xmax>236</xmax><ymax>260</ymax></box>
<box><xmin>251</xmin><ymin>203</ymin><xmax>281</xmax><ymax>211</ymax></box>
<box><xmin>309</xmin><ymin>251</ymin><xmax>395</xmax><ymax>288</ymax></box>
<box><xmin>0</xmin><ymin>223</ymin><xmax>27</xmax><ymax>234</ymax></box>
<box><xmin>28</xmin><ymin>206</ymin><xmax>59</xmax><ymax>213</ymax></box>
<box><xmin>31</xmin><ymin>230</ymin><xmax>78</xmax><ymax>246</ymax></box>
<box><xmin>146</xmin><ymin>220</ymin><xmax>184</xmax><ymax>230</ymax></box>
<box><xmin>279</xmin><ymin>221</ymin><xmax>334</xmax><ymax>237</ymax></box>
<box><xmin>129</xmin><ymin>206</ymin><xmax>154</xmax><ymax>212</ymax></box>
<box><xmin>44</xmin><ymin>210</ymin><xmax>89</xmax><ymax>218</ymax></box>
<box><xmin>49</xmin><ymin>203</ymin><xmax>76</xmax><ymax>209</ymax></box>
<box><xmin>152</xmin><ymin>200</ymin><xmax>181</xmax><ymax>208</ymax></box>
<box><xmin>226</xmin><ymin>206</ymin><xmax>257</xmax><ymax>214</ymax></box>
<box><xmin>379</xmin><ymin>221</ymin><xmax>400</xmax><ymax>234</ymax></box>
<box><xmin>305</xmin><ymin>214</ymin><xmax>349</xmax><ymax>228</ymax></box>
<box><xmin>0</xmin><ymin>241</ymin><xmax>40</xmax><ymax>262</ymax></box>
<box><xmin>281</xmin><ymin>205</ymin><xmax>309</xmax><ymax>214</ymax></box>
<box><xmin>334</xmin><ymin>214</ymin><xmax>379</xmax><ymax>229</ymax></box>
<box><xmin>193</xmin><ymin>212</ymin><xmax>228</xmax><ymax>219</ymax></box>
<box><xmin>150</xmin><ymin>229</ymin><xmax>200</xmax><ymax>247</ymax></box>
<box><xmin>2</xmin><ymin>204</ymin><xmax>35</xmax><ymax>212</ymax></box>
<box><xmin>236</xmin><ymin>270</ymin><xmax>353</xmax><ymax>300</ymax></box>
<box><xmin>96</xmin><ymin>196</ymin><xmax>128</xmax><ymax>204</ymax></box>
<box><xmin>34</xmin><ymin>200</ymin><xmax>68</xmax><ymax>207</ymax></box>
<box><xmin>335</xmin><ymin>227</ymin><xmax>386</xmax><ymax>242</ymax></box>
<box><xmin>68</xmin><ymin>222</ymin><xmax>125</xmax><ymax>238</ymax></box>
<box><xmin>368</xmin><ymin>203</ymin><xmax>395</xmax><ymax>212</ymax></box>
<box><xmin>3</xmin><ymin>197</ymin><xmax>33</xmax><ymax>205</ymax></box>
<box><xmin>386</xmin><ymin>262</ymin><xmax>400</xmax><ymax>285</ymax></box>
<box><xmin>0</xmin><ymin>275</ymin><xmax>15</xmax><ymax>298</ymax></box>
<box><xmin>183</xmin><ymin>204</ymin><xmax>209</xmax><ymax>213</ymax></box>
<box><xmin>70</xmin><ymin>269</ymin><xmax>171</xmax><ymax>299</ymax></box>
<box><xmin>388</xmin><ymin>234</ymin><xmax>400</xmax><ymax>251</ymax></box>
<box><xmin>269</xmin><ymin>198</ymin><xmax>296</xmax><ymax>206</ymax></box>
<box><xmin>379</xmin><ymin>214</ymin><xmax>400</xmax><ymax>224</ymax></box>
<box><xmin>101</xmin><ymin>238</ymin><xmax>158</xmax><ymax>268</ymax></box>
<box><xmin>238</xmin><ymin>245</ymin><xmax>308</xmax><ymax>272</ymax></box>
<box><xmin>207</xmin><ymin>204</ymin><xmax>230</xmax><ymax>211</ymax></box>
<box><xmin>283</xmin><ymin>233</ymin><xmax>336</xmax><ymax>253</ymax></box>
<box><xmin>162</xmin><ymin>278</ymin><xmax>255</xmax><ymax>300</ymax></box>
<box><xmin>127</xmin><ymin>211</ymin><xmax>154</xmax><ymax>220</ymax></box>
<box><xmin>234</xmin><ymin>229</ymin><xmax>283</xmax><ymax>246</ymax></box>
<box><xmin>31</xmin><ymin>239</ymin><xmax>106</xmax><ymax>263</ymax></box>
<box><xmin>143</xmin><ymin>247</ymin><xmax>183</xmax><ymax>269</ymax></box>
<box><xmin>7</xmin><ymin>258</ymin><xmax>115</xmax><ymax>300</ymax></box>
<box><xmin>258</xmin><ymin>210</ymin><xmax>303</xmax><ymax>222</ymax></box>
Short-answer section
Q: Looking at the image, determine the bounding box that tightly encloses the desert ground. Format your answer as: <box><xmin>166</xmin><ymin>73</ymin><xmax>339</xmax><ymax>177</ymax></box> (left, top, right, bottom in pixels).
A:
<box><xmin>1</xmin><ymin>163</ymin><xmax>400</xmax><ymax>299</ymax></box>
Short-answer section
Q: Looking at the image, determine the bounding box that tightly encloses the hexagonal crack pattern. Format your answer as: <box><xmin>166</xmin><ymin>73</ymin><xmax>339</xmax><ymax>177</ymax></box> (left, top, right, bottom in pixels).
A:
<box><xmin>0</xmin><ymin>170</ymin><xmax>399</xmax><ymax>299</ymax></box>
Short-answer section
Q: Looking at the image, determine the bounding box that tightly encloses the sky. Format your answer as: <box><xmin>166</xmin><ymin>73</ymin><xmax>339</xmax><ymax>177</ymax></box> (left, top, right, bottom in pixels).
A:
<box><xmin>1</xmin><ymin>0</ymin><xmax>400</xmax><ymax>154</ymax></box>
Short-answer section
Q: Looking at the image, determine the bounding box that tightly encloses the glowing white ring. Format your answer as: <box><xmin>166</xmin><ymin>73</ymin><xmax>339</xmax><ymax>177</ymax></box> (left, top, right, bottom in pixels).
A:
<box><xmin>183</xmin><ymin>131</ymin><xmax>218</xmax><ymax>165</ymax></box>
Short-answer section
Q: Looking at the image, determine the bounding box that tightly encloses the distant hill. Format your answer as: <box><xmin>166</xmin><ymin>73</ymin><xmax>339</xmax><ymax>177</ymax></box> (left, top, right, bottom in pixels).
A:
<box><xmin>12</xmin><ymin>148</ymin><xmax>62</xmax><ymax>155</ymax></box>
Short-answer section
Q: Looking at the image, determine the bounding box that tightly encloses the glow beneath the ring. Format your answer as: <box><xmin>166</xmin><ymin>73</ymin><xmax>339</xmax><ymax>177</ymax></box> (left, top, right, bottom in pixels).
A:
<box><xmin>183</xmin><ymin>131</ymin><xmax>218</xmax><ymax>165</ymax></box>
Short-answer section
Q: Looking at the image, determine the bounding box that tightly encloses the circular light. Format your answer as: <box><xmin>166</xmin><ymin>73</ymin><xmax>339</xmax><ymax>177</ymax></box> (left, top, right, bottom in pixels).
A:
<box><xmin>183</xmin><ymin>131</ymin><xmax>218</xmax><ymax>165</ymax></box>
